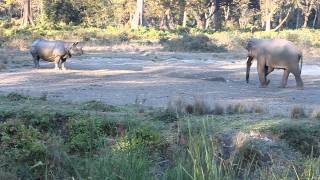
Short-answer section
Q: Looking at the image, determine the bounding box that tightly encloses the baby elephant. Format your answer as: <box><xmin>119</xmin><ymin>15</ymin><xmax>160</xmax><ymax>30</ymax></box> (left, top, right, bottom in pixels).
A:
<box><xmin>245</xmin><ymin>38</ymin><xmax>303</xmax><ymax>89</ymax></box>
<box><xmin>30</xmin><ymin>39</ymin><xmax>83</xmax><ymax>70</ymax></box>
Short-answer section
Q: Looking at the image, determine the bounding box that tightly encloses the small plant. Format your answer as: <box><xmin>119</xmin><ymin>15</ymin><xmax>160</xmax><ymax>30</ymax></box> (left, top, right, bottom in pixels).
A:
<box><xmin>193</xmin><ymin>96</ymin><xmax>211</xmax><ymax>115</ymax></box>
<box><xmin>39</xmin><ymin>92</ymin><xmax>48</xmax><ymax>101</ymax></box>
<box><xmin>119</xmin><ymin>32</ymin><xmax>129</xmax><ymax>42</ymax></box>
<box><xmin>251</xmin><ymin>105</ymin><xmax>265</xmax><ymax>114</ymax></box>
<box><xmin>264</xmin><ymin>121</ymin><xmax>320</xmax><ymax>157</ymax></box>
<box><xmin>234</xmin><ymin>139</ymin><xmax>272</xmax><ymax>172</ymax></box>
<box><xmin>212</xmin><ymin>104</ymin><xmax>224</xmax><ymax>115</ymax></box>
<box><xmin>290</xmin><ymin>105</ymin><xmax>306</xmax><ymax>119</ymax></box>
<box><xmin>152</xmin><ymin>110</ymin><xmax>178</xmax><ymax>122</ymax></box>
<box><xmin>310</xmin><ymin>108</ymin><xmax>320</xmax><ymax>120</ymax></box>
<box><xmin>82</xmin><ymin>100</ymin><xmax>118</xmax><ymax>112</ymax></box>
<box><xmin>226</xmin><ymin>103</ymin><xmax>247</xmax><ymax>114</ymax></box>
<box><xmin>6</xmin><ymin>92</ymin><xmax>29</xmax><ymax>101</ymax></box>
<box><xmin>167</xmin><ymin>97</ymin><xmax>186</xmax><ymax>115</ymax></box>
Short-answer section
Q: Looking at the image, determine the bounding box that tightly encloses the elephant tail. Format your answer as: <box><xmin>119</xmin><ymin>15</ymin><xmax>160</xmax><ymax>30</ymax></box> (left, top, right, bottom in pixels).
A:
<box><xmin>298</xmin><ymin>53</ymin><xmax>303</xmax><ymax>71</ymax></box>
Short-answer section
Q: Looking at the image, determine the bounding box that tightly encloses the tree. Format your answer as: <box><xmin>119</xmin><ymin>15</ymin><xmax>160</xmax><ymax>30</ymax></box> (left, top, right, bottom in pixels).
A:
<box><xmin>300</xmin><ymin>0</ymin><xmax>316</xmax><ymax>28</ymax></box>
<box><xmin>178</xmin><ymin>0</ymin><xmax>187</xmax><ymax>26</ymax></box>
<box><xmin>316</xmin><ymin>0</ymin><xmax>320</xmax><ymax>28</ymax></box>
<box><xmin>262</xmin><ymin>0</ymin><xmax>275</xmax><ymax>31</ymax></box>
<box><xmin>22</xmin><ymin>0</ymin><xmax>34</xmax><ymax>26</ymax></box>
<box><xmin>131</xmin><ymin>0</ymin><xmax>144</xmax><ymax>28</ymax></box>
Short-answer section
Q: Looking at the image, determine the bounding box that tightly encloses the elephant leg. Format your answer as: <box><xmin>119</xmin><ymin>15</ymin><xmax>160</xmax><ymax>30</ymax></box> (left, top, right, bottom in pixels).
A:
<box><xmin>265</xmin><ymin>66</ymin><xmax>274</xmax><ymax>76</ymax></box>
<box><xmin>292</xmin><ymin>70</ymin><xmax>304</xmax><ymax>90</ymax></box>
<box><xmin>257</xmin><ymin>61</ymin><xmax>267</xmax><ymax>88</ymax></box>
<box><xmin>279</xmin><ymin>69</ymin><xmax>289</xmax><ymax>88</ymax></box>
<box><xmin>246</xmin><ymin>56</ymin><xmax>253</xmax><ymax>83</ymax></box>
<box><xmin>264</xmin><ymin>66</ymin><xmax>274</xmax><ymax>86</ymax></box>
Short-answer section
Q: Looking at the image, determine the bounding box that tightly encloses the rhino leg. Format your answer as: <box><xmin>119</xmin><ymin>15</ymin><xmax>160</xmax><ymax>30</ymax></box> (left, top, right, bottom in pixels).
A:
<box><xmin>54</xmin><ymin>57</ymin><xmax>61</xmax><ymax>70</ymax></box>
<box><xmin>32</xmin><ymin>54</ymin><xmax>40</xmax><ymax>68</ymax></box>
<box><xmin>61</xmin><ymin>59</ymin><xmax>67</xmax><ymax>70</ymax></box>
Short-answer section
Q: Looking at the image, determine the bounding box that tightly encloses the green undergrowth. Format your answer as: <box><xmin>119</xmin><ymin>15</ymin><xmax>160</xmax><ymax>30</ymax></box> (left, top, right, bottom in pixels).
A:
<box><xmin>2</xmin><ymin>24</ymin><xmax>320</xmax><ymax>52</ymax></box>
<box><xmin>0</xmin><ymin>93</ymin><xmax>319</xmax><ymax>179</ymax></box>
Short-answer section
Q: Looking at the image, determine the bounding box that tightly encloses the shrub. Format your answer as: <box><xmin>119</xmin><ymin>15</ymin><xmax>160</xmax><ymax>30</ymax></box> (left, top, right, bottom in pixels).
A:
<box><xmin>234</xmin><ymin>139</ymin><xmax>272</xmax><ymax>171</ymax></box>
<box><xmin>161</xmin><ymin>34</ymin><xmax>227</xmax><ymax>52</ymax></box>
<box><xmin>82</xmin><ymin>100</ymin><xmax>118</xmax><ymax>112</ymax></box>
<box><xmin>0</xmin><ymin>121</ymin><xmax>47</xmax><ymax>179</ymax></box>
<box><xmin>264</xmin><ymin>121</ymin><xmax>320</xmax><ymax>157</ymax></box>
<box><xmin>6</xmin><ymin>92</ymin><xmax>29</xmax><ymax>101</ymax></box>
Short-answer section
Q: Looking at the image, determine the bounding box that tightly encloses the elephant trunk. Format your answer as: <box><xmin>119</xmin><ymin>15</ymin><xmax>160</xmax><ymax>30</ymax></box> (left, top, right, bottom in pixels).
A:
<box><xmin>246</xmin><ymin>56</ymin><xmax>253</xmax><ymax>83</ymax></box>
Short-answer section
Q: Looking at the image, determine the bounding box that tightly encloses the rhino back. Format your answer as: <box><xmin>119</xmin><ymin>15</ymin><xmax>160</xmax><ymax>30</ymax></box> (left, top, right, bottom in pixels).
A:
<box><xmin>31</xmin><ymin>39</ymin><xmax>68</xmax><ymax>61</ymax></box>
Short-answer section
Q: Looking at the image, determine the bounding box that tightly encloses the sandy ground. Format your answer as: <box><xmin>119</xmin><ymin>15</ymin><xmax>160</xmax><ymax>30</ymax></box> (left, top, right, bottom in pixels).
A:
<box><xmin>0</xmin><ymin>49</ymin><xmax>320</xmax><ymax>115</ymax></box>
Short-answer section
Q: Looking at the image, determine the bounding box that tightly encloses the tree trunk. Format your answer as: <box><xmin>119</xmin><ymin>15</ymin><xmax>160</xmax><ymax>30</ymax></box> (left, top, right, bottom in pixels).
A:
<box><xmin>303</xmin><ymin>13</ymin><xmax>310</xmax><ymax>28</ymax></box>
<box><xmin>317</xmin><ymin>2</ymin><xmax>320</xmax><ymax>28</ymax></box>
<box><xmin>160</xmin><ymin>9</ymin><xmax>174</xmax><ymax>29</ymax></box>
<box><xmin>265</xmin><ymin>0</ymin><xmax>271</xmax><ymax>31</ymax></box>
<box><xmin>313</xmin><ymin>9</ymin><xmax>317</xmax><ymax>28</ymax></box>
<box><xmin>132</xmin><ymin>0</ymin><xmax>144</xmax><ymax>29</ymax></box>
<box><xmin>178</xmin><ymin>0</ymin><xmax>186</xmax><ymax>26</ymax></box>
<box><xmin>213</xmin><ymin>0</ymin><xmax>222</xmax><ymax>30</ymax></box>
<box><xmin>296</xmin><ymin>10</ymin><xmax>300</xmax><ymax>29</ymax></box>
<box><xmin>205</xmin><ymin>3</ymin><xmax>215</xmax><ymax>29</ymax></box>
<box><xmin>265</xmin><ymin>14</ymin><xmax>271</xmax><ymax>31</ymax></box>
<box><xmin>182</xmin><ymin>11</ymin><xmax>187</xmax><ymax>27</ymax></box>
<box><xmin>195</xmin><ymin>13</ymin><xmax>206</xmax><ymax>29</ymax></box>
<box><xmin>302</xmin><ymin>0</ymin><xmax>316</xmax><ymax>28</ymax></box>
<box><xmin>22</xmin><ymin>0</ymin><xmax>34</xmax><ymax>26</ymax></box>
<box><xmin>273</xmin><ymin>8</ymin><xmax>291</xmax><ymax>31</ymax></box>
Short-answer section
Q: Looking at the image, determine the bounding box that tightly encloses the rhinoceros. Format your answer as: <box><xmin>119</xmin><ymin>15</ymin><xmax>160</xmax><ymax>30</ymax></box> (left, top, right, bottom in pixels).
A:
<box><xmin>30</xmin><ymin>39</ymin><xmax>83</xmax><ymax>70</ymax></box>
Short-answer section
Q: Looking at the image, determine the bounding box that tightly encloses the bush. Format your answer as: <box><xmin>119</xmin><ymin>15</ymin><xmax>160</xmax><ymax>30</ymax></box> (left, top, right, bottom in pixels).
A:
<box><xmin>0</xmin><ymin>121</ymin><xmax>47</xmax><ymax>179</ymax></box>
<box><xmin>264</xmin><ymin>121</ymin><xmax>320</xmax><ymax>157</ymax></box>
<box><xmin>6</xmin><ymin>92</ymin><xmax>29</xmax><ymax>101</ymax></box>
<box><xmin>290</xmin><ymin>105</ymin><xmax>306</xmax><ymax>119</ymax></box>
<box><xmin>82</xmin><ymin>100</ymin><xmax>119</xmax><ymax>112</ymax></box>
<box><xmin>161</xmin><ymin>34</ymin><xmax>227</xmax><ymax>52</ymax></box>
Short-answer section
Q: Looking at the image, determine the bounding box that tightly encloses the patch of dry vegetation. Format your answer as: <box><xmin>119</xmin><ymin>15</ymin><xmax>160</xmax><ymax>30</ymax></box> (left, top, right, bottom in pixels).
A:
<box><xmin>310</xmin><ymin>107</ymin><xmax>320</xmax><ymax>120</ymax></box>
<box><xmin>291</xmin><ymin>105</ymin><xmax>306</xmax><ymax>119</ymax></box>
<box><xmin>167</xmin><ymin>97</ymin><xmax>266</xmax><ymax>116</ymax></box>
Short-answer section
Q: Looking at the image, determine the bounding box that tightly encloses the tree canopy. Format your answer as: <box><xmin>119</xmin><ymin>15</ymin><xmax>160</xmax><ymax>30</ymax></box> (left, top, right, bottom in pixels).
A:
<box><xmin>0</xmin><ymin>0</ymin><xmax>320</xmax><ymax>30</ymax></box>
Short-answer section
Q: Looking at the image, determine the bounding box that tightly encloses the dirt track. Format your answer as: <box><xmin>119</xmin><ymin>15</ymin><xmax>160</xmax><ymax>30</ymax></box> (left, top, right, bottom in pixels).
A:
<box><xmin>1</xmin><ymin>50</ymin><xmax>320</xmax><ymax>115</ymax></box>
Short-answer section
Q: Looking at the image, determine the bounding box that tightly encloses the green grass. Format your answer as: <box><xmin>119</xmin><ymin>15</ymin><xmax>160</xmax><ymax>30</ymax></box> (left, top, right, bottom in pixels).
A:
<box><xmin>0</xmin><ymin>93</ymin><xmax>319</xmax><ymax>179</ymax></box>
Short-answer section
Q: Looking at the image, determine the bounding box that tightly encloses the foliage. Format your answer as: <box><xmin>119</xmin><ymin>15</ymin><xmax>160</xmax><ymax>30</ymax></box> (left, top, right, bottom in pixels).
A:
<box><xmin>0</xmin><ymin>94</ymin><xmax>320</xmax><ymax>179</ymax></box>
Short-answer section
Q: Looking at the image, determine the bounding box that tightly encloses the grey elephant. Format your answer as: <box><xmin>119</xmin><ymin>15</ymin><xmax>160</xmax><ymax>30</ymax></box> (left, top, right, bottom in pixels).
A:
<box><xmin>245</xmin><ymin>38</ymin><xmax>303</xmax><ymax>89</ymax></box>
<box><xmin>30</xmin><ymin>39</ymin><xmax>83</xmax><ymax>70</ymax></box>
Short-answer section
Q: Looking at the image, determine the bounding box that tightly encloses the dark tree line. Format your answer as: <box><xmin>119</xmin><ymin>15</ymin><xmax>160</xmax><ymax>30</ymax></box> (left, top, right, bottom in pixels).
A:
<box><xmin>1</xmin><ymin>0</ymin><xmax>320</xmax><ymax>30</ymax></box>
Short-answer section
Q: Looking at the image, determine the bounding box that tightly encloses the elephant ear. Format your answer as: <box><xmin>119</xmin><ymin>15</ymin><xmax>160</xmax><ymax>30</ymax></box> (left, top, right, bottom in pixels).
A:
<box><xmin>246</xmin><ymin>38</ymin><xmax>258</xmax><ymax>51</ymax></box>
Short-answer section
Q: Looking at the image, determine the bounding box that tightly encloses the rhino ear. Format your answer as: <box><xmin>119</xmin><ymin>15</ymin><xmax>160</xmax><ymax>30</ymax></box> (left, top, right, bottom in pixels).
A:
<box><xmin>72</xmin><ymin>42</ymin><xmax>79</xmax><ymax>46</ymax></box>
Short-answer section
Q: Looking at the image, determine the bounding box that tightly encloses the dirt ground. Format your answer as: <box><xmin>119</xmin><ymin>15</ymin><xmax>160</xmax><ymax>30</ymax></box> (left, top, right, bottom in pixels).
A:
<box><xmin>0</xmin><ymin>47</ymin><xmax>320</xmax><ymax>115</ymax></box>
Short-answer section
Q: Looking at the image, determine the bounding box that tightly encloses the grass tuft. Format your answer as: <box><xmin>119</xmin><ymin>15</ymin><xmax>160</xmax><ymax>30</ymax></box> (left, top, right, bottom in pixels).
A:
<box><xmin>290</xmin><ymin>105</ymin><xmax>306</xmax><ymax>119</ymax></box>
<box><xmin>310</xmin><ymin>107</ymin><xmax>320</xmax><ymax>120</ymax></box>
